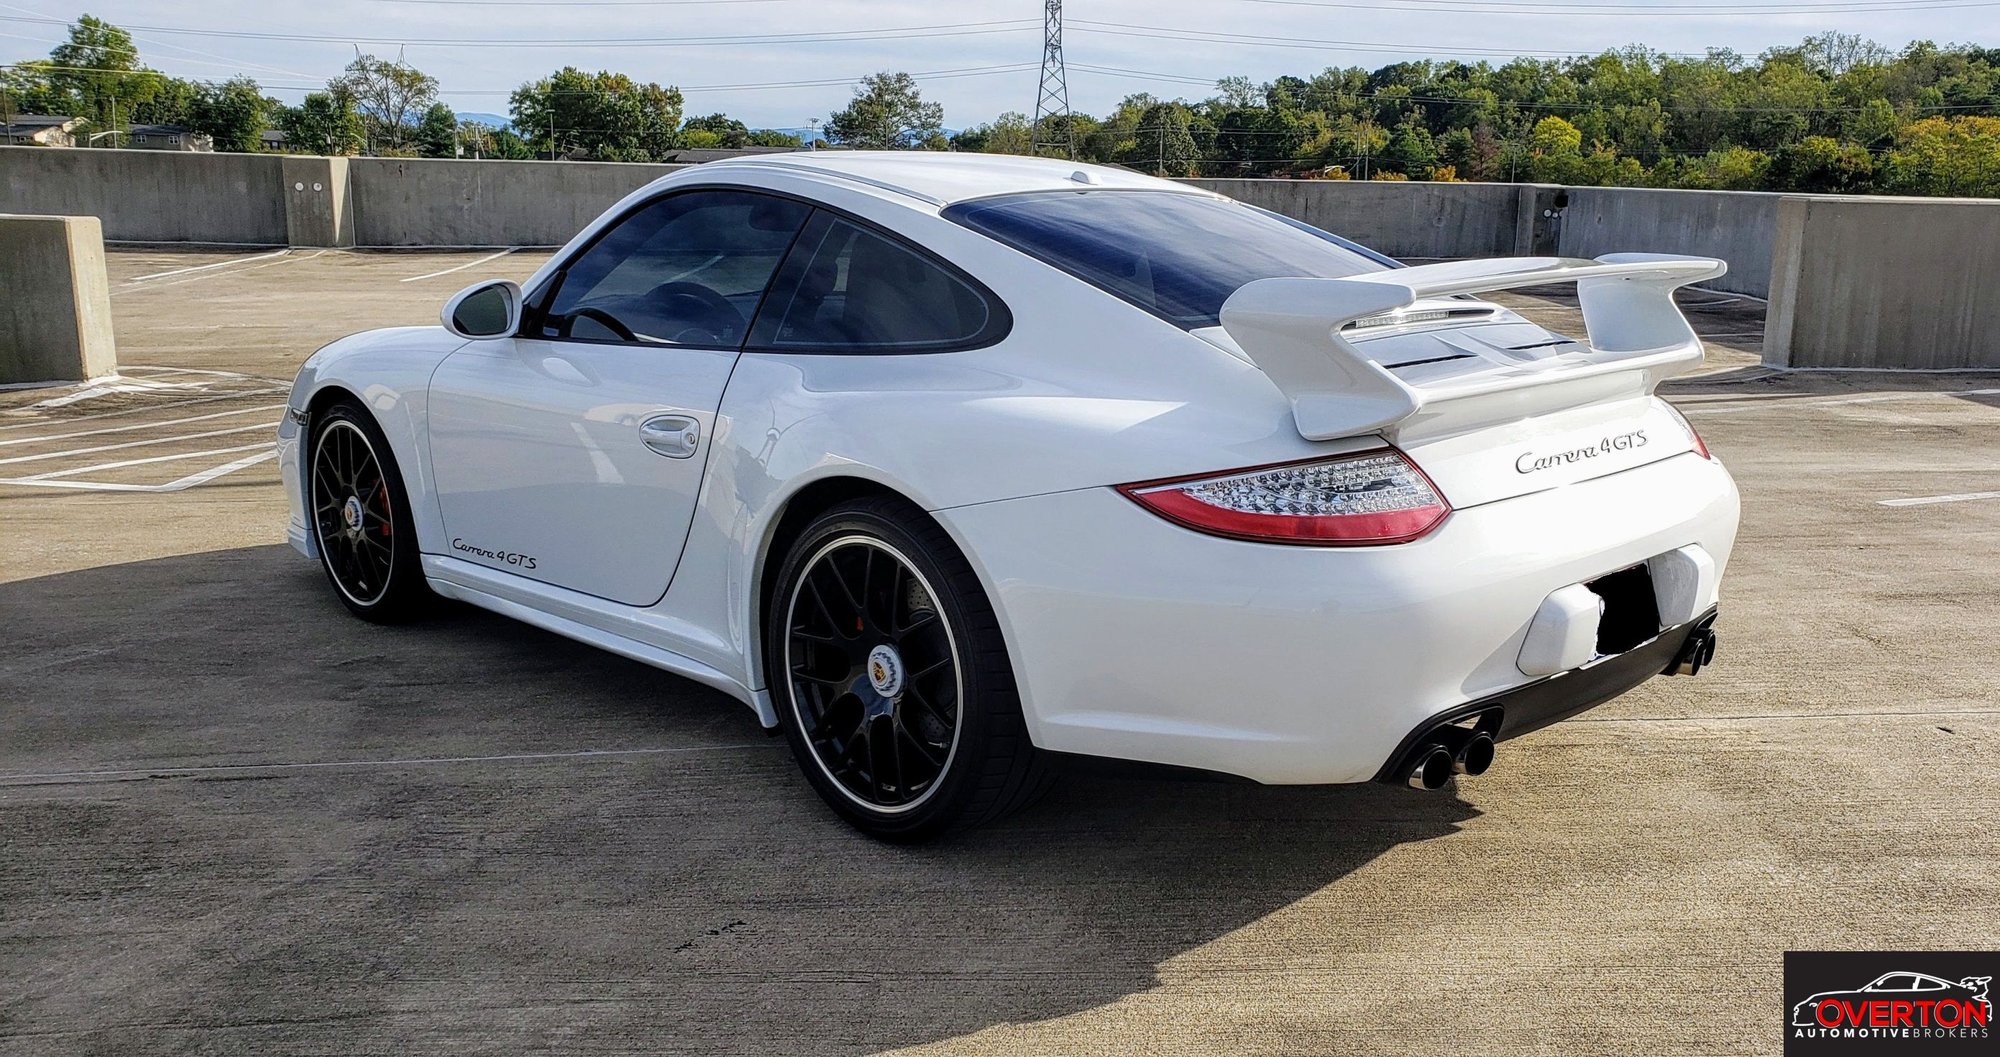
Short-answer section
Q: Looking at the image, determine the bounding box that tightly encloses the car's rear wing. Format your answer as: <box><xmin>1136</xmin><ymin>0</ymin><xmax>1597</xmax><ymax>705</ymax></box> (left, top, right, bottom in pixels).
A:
<box><xmin>1217</xmin><ymin>253</ymin><xmax>1728</xmax><ymax>443</ymax></box>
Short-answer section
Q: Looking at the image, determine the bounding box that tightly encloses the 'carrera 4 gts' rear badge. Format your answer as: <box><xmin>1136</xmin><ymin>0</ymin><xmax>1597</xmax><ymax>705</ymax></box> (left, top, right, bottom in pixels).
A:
<box><xmin>1785</xmin><ymin>952</ymin><xmax>1995</xmax><ymax>1053</ymax></box>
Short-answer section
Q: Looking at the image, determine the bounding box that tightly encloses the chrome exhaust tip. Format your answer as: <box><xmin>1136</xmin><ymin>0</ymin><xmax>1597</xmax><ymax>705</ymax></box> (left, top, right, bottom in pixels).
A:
<box><xmin>1667</xmin><ymin>627</ymin><xmax>1718</xmax><ymax>677</ymax></box>
<box><xmin>1405</xmin><ymin>746</ymin><xmax>1455</xmax><ymax>790</ymax></box>
<box><xmin>1455</xmin><ymin>733</ymin><xmax>1496</xmax><ymax>776</ymax></box>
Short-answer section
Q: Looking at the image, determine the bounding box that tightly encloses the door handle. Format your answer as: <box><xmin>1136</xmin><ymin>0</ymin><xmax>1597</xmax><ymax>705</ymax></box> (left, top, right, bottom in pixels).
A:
<box><xmin>639</xmin><ymin>415</ymin><xmax>701</xmax><ymax>459</ymax></box>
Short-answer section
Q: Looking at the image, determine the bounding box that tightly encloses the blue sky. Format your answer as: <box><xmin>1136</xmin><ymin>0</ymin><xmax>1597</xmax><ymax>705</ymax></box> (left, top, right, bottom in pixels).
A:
<box><xmin>0</xmin><ymin>0</ymin><xmax>1987</xmax><ymax>129</ymax></box>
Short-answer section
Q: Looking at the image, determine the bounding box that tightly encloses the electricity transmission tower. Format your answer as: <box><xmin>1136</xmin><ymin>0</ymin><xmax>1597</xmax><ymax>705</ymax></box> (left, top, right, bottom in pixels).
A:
<box><xmin>1030</xmin><ymin>0</ymin><xmax>1073</xmax><ymax>159</ymax></box>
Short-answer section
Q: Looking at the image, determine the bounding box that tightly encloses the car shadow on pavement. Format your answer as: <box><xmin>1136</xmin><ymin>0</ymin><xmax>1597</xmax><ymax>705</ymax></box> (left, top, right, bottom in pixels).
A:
<box><xmin>0</xmin><ymin>545</ymin><xmax>1477</xmax><ymax>1055</ymax></box>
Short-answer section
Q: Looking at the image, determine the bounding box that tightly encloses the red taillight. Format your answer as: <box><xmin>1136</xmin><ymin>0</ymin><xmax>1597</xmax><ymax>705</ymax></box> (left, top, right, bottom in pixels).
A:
<box><xmin>1665</xmin><ymin>403</ymin><xmax>1712</xmax><ymax>460</ymax></box>
<box><xmin>1120</xmin><ymin>450</ymin><xmax>1450</xmax><ymax>546</ymax></box>
<box><xmin>1687</xmin><ymin>422</ymin><xmax>1711</xmax><ymax>460</ymax></box>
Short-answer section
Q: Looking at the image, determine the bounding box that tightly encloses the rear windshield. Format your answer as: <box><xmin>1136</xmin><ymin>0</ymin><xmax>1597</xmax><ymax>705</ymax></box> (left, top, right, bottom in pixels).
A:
<box><xmin>941</xmin><ymin>190</ymin><xmax>1396</xmax><ymax>330</ymax></box>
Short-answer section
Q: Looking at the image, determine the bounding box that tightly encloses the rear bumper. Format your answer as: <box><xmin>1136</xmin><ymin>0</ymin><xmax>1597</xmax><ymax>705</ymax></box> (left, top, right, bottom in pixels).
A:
<box><xmin>933</xmin><ymin>450</ymin><xmax>1739</xmax><ymax>785</ymax></box>
<box><xmin>1372</xmin><ymin>606</ymin><xmax>1717</xmax><ymax>783</ymax></box>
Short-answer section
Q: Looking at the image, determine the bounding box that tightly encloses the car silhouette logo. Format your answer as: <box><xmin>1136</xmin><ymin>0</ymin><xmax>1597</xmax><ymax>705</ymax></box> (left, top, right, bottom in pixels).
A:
<box><xmin>1790</xmin><ymin>970</ymin><xmax>1992</xmax><ymax>1030</ymax></box>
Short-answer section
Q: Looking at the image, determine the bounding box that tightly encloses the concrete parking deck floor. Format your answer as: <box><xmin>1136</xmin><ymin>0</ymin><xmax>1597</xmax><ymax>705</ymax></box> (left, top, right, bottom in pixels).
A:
<box><xmin>3</xmin><ymin>249</ymin><xmax>1997</xmax><ymax>1056</ymax></box>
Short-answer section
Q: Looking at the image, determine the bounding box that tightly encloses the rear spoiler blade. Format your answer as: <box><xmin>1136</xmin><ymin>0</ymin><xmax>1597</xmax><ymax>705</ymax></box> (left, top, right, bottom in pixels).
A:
<box><xmin>1217</xmin><ymin>253</ymin><xmax>1728</xmax><ymax>442</ymax></box>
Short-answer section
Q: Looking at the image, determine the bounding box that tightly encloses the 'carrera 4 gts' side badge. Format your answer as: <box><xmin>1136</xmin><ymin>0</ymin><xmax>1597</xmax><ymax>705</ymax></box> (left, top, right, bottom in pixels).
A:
<box><xmin>451</xmin><ymin>537</ymin><xmax>539</xmax><ymax>570</ymax></box>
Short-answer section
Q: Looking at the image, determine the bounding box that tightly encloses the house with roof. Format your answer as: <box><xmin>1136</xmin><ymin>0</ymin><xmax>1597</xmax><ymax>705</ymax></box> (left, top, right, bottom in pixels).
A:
<box><xmin>1</xmin><ymin>114</ymin><xmax>80</xmax><ymax>147</ymax></box>
<box><xmin>126</xmin><ymin>125</ymin><xmax>213</xmax><ymax>152</ymax></box>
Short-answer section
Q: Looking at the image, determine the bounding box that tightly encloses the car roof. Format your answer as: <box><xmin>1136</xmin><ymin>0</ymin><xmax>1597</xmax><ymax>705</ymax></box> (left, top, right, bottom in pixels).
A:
<box><xmin>697</xmin><ymin>150</ymin><xmax>1209</xmax><ymax>208</ymax></box>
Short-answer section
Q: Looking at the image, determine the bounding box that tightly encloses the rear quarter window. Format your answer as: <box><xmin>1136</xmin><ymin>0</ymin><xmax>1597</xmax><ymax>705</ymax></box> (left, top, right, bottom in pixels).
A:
<box><xmin>942</xmin><ymin>190</ymin><xmax>1394</xmax><ymax>330</ymax></box>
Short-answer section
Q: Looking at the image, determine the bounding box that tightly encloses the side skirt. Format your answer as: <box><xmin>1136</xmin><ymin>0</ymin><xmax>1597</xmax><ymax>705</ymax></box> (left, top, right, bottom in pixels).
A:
<box><xmin>422</xmin><ymin>555</ymin><xmax>779</xmax><ymax>728</ymax></box>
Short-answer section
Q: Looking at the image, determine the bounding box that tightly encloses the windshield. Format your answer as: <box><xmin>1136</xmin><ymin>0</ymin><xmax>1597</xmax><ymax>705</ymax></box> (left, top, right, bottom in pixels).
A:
<box><xmin>942</xmin><ymin>189</ymin><xmax>1396</xmax><ymax>330</ymax></box>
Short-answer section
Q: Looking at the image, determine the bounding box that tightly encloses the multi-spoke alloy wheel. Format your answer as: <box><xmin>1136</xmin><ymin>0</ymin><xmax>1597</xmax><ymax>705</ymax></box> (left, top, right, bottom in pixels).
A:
<box><xmin>769</xmin><ymin>498</ymin><xmax>1053</xmax><ymax>841</ymax></box>
<box><xmin>313</xmin><ymin>419</ymin><xmax>396</xmax><ymax>607</ymax></box>
<box><xmin>308</xmin><ymin>401</ymin><xmax>429</xmax><ymax>622</ymax></box>
<box><xmin>785</xmin><ymin>536</ymin><xmax>962</xmax><ymax>813</ymax></box>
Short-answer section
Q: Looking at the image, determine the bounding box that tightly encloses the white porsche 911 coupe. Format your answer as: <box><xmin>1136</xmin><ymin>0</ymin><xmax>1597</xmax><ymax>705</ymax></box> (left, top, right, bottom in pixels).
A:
<box><xmin>279</xmin><ymin>152</ymin><xmax>1738</xmax><ymax>840</ymax></box>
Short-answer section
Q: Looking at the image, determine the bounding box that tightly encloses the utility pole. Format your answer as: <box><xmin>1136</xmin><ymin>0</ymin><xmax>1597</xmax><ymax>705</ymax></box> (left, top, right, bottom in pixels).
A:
<box><xmin>807</xmin><ymin>116</ymin><xmax>820</xmax><ymax>151</ymax></box>
<box><xmin>1030</xmin><ymin>0</ymin><xmax>1072</xmax><ymax>159</ymax></box>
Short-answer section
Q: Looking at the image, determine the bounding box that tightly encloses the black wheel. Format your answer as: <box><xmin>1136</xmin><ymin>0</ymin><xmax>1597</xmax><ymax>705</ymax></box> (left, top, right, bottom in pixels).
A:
<box><xmin>768</xmin><ymin>497</ymin><xmax>1053</xmax><ymax>841</ymax></box>
<box><xmin>308</xmin><ymin>400</ymin><xmax>430</xmax><ymax>623</ymax></box>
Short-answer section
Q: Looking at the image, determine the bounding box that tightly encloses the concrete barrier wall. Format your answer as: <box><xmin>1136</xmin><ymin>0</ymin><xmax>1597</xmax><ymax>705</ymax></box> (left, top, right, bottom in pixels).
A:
<box><xmin>1185</xmin><ymin>179</ymin><xmax>1531</xmax><ymax>258</ymax></box>
<box><xmin>0</xmin><ymin>145</ymin><xmax>285</xmax><ymax>244</ymax></box>
<box><xmin>1557</xmin><ymin>186</ymin><xmax>1781</xmax><ymax>298</ymax></box>
<box><xmin>1764</xmin><ymin>195</ymin><xmax>2000</xmax><ymax>370</ymax></box>
<box><xmin>0</xmin><ymin>214</ymin><xmax>117</xmax><ymax>383</ymax></box>
<box><xmin>349</xmin><ymin>157</ymin><xmax>687</xmax><ymax>247</ymax></box>
<box><xmin>7</xmin><ymin>149</ymin><xmax>1997</xmax><ymax>369</ymax></box>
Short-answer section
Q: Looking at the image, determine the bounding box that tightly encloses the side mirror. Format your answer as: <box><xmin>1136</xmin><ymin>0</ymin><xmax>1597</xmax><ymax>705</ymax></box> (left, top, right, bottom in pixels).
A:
<box><xmin>442</xmin><ymin>280</ymin><xmax>523</xmax><ymax>339</ymax></box>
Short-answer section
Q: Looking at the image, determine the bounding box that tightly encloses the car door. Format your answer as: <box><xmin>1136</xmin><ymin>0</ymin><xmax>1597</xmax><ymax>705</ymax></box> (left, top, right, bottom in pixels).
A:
<box><xmin>426</xmin><ymin>189</ymin><xmax>811</xmax><ymax>605</ymax></box>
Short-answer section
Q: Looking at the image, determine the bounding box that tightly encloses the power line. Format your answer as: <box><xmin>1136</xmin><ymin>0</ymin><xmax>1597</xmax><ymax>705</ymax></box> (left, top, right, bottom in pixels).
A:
<box><xmin>1068</xmin><ymin>19</ymin><xmax>1705</xmax><ymax>59</ymax></box>
<box><xmin>1239</xmin><ymin>0</ymin><xmax>2000</xmax><ymax>12</ymax></box>
<box><xmin>0</xmin><ymin>15</ymin><xmax>1038</xmax><ymax>49</ymax></box>
<box><xmin>0</xmin><ymin>59</ymin><xmax>1039</xmax><ymax>96</ymax></box>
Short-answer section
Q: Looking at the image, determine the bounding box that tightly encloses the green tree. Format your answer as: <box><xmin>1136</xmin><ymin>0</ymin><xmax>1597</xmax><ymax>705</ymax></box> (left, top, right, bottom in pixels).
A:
<box><xmin>336</xmin><ymin>54</ymin><xmax>438</xmax><ymax>153</ymax></box>
<box><xmin>454</xmin><ymin>119</ymin><xmax>495</xmax><ymax>158</ymax></box>
<box><xmin>416</xmin><ymin>101</ymin><xmax>457</xmax><ymax>157</ymax></box>
<box><xmin>189</xmin><ymin>76</ymin><xmax>268</xmax><ymax>153</ymax></box>
<box><xmin>952</xmin><ymin>110</ymin><xmax>1032</xmax><ymax>154</ymax></box>
<box><xmin>1882</xmin><ymin>116</ymin><xmax>2000</xmax><ymax>196</ymax></box>
<box><xmin>510</xmin><ymin>67</ymin><xmax>683</xmax><ymax>161</ymax></box>
<box><xmin>48</xmin><ymin>15</ymin><xmax>160</xmax><ymax>134</ymax></box>
<box><xmin>826</xmin><ymin>72</ymin><xmax>944</xmax><ymax>150</ymax></box>
<box><xmin>1380</xmin><ymin>120</ymin><xmax>1439</xmax><ymax>176</ymax></box>
<box><xmin>1769</xmin><ymin>135</ymin><xmax>1875</xmax><ymax>192</ymax></box>
<box><xmin>487</xmin><ymin>127</ymin><xmax>535</xmax><ymax>159</ymax></box>
<box><xmin>1130</xmin><ymin>103</ymin><xmax>1199</xmax><ymax>176</ymax></box>
<box><xmin>0</xmin><ymin>61</ymin><xmax>66</xmax><ymax>118</ymax></box>
<box><xmin>682</xmin><ymin>112</ymin><xmax>749</xmax><ymax>148</ymax></box>
<box><xmin>279</xmin><ymin>89</ymin><xmax>364</xmax><ymax>156</ymax></box>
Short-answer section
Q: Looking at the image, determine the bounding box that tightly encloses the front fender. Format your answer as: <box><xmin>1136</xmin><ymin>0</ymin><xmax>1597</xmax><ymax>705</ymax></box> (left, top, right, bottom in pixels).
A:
<box><xmin>282</xmin><ymin>326</ymin><xmax>470</xmax><ymax>556</ymax></box>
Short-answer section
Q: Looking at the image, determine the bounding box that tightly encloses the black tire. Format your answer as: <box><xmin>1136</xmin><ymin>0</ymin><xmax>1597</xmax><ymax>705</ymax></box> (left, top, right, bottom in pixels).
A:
<box><xmin>306</xmin><ymin>399</ymin><xmax>431</xmax><ymax>623</ymax></box>
<box><xmin>767</xmin><ymin>497</ymin><xmax>1053</xmax><ymax>841</ymax></box>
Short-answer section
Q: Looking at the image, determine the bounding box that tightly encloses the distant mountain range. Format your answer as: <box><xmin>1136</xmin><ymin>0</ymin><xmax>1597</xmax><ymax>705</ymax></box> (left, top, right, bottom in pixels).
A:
<box><xmin>458</xmin><ymin>112</ymin><xmax>511</xmax><ymax>131</ymax></box>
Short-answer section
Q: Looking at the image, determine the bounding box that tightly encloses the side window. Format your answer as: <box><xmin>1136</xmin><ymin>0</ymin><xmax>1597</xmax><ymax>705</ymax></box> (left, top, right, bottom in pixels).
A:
<box><xmin>751</xmin><ymin>213</ymin><xmax>1003</xmax><ymax>352</ymax></box>
<box><xmin>532</xmin><ymin>190</ymin><xmax>810</xmax><ymax>346</ymax></box>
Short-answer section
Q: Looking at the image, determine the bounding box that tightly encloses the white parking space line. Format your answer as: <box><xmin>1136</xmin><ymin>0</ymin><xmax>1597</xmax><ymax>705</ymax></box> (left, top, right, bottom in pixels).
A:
<box><xmin>1878</xmin><ymin>491</ymin><xmax>2000</xmax><ymax>508</ymax></box>
<box><xmin>1683</xmin><ymin>388</ymin><xmax>2000</xmax><ymax>416</ymax></box>
<box><xmin>0</xmin><ymin>388</ymin><xmax>288</xmax><ymax>431</ymax></box>
<box><xmin>400</xmin><ymin>248</ymin><xmax>519</xmax><ymax>282</ymax></box>
<box><xmin>1</xmin><ymin>365</ymin><xmax>293</xmax><ymax>494</ymax></box>
<box><xmin>113</xmin><ymin>251</ymin><xmax>324</xmax><ymax>296</ymax></box>
<box><xmin>0</xmin><ymin>449</ymin><xmax>279</xmax><ymax>493</ymax></box>
<box><xmin>14</xmin><ymin>378</ymin><xmax>210</xmax><ymax>409</ymax></box>
<box><xmin>0</xmin><ymin>402</ymin><xmax>287</xmax><ymax>447</ymax></box>
<box><xmin>1</xmin><ymin>441</ymin><xmax>273</xmax><ymax>483</ymax></box>
<box><xmin>124</xmin><ymin>250</ymin><xmax>289</xmax><ymax>283</ymax></box>
<box><xmin>0</xmin><ymin>743</ymin><xmax>766</xmax><ymax>784</ymax></box>
<box><xmin>0</xmin><ymin>421</ymin><xmax>280</xmax><ymax>466</ymax></box>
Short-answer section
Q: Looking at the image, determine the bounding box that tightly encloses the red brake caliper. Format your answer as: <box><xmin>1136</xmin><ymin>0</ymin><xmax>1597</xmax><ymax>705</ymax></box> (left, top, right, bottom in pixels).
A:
<box><xmin>378</xmin><ymin>478</ymin><xmax>393</xmax><ymax>537</ymax></box>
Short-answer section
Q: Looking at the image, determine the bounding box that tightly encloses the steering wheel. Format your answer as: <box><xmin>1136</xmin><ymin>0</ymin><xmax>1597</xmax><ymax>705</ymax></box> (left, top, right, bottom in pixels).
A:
<box><xmin>644</xmin><ymin>281</ymin><xmax>746</xmax><ymax>344</ymax></box>
<box><xmin>558</xmin><ymin>306</ymin><xmax>639</xmax><ymax>343</ymax></box>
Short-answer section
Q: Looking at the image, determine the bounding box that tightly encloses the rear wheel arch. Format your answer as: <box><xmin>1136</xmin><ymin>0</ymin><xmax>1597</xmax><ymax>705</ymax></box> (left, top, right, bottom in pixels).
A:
<box><xmin>752</xmin><ymin>477</ymin><xmax>908</xmax><ymax>690</ymax></box>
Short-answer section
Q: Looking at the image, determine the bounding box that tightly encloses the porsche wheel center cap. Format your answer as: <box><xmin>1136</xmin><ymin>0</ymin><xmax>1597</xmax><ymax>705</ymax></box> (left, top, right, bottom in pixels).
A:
<box><xmin>341</xmin><ymin>495</ymin><xmax>365</xmax><ymax>533</ymax></box>
<box><xmin>866</xmin><ymin>643</ymin><xmax>904</xmax><ymax>698</ymax></box>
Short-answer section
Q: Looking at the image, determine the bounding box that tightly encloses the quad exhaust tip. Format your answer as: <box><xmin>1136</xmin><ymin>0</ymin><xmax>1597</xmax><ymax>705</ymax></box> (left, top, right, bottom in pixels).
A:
<box><xmin>1405</xmin><ymin>746</ymin><xmax>1455</xmax><ymax>790</ymax></box>
<box><xmin>1668</xmin><ymin>626</ymin><xmax>1719</xmax><ymax>677</ymax></box>
<box><xmin>1401</xmin><ymin>721</ymin><xmax>1499</xmax><ymax>789</ymax></box>
<box><xmin>1455</xmin><ymin>733</ymin><xmax>1495</xmax><ymax>777</ymax></box>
